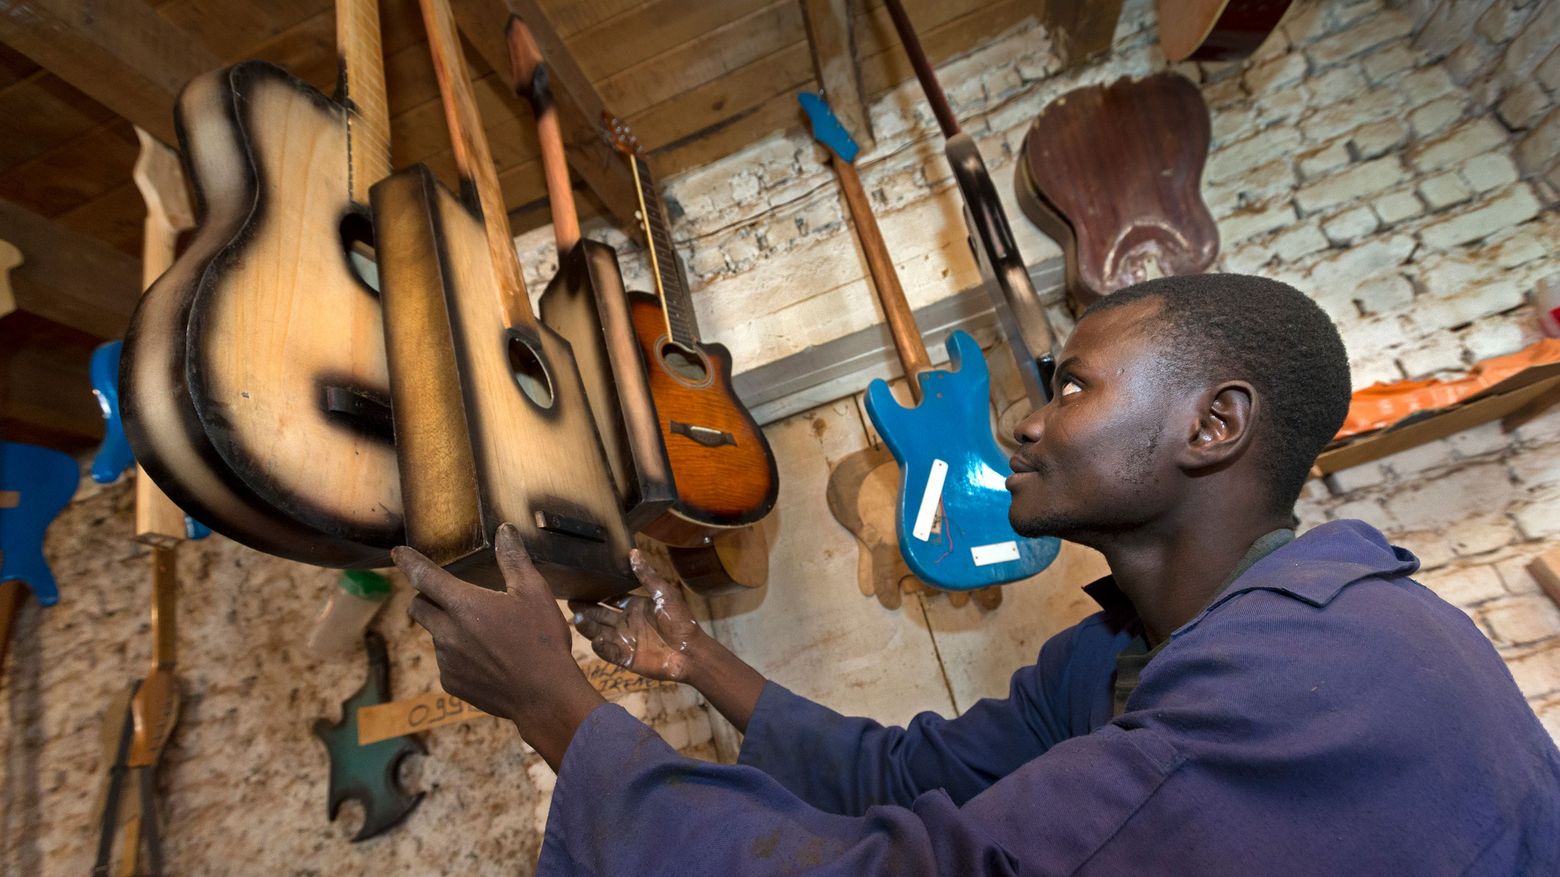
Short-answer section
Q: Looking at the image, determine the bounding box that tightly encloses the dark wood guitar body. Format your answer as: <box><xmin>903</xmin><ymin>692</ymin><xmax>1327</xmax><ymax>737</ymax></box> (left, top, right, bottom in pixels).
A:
<box><xmin>1016</xmin><ymin>72</ymin><xmax>1218</xmax><ymax>312</ymax></box>
<box><xmin>537</xmin><ymin>241</ymin><xmax>676</xmax><ymax>533</ymax></box>
<box><xmin>373</xmin><ymin>164</ymin><xmax>634</xmax><ymax>599</ymax></box>
<box><xmin>121</xmin><ymin>62</ymin><xmax>399</xmax><ymax>568</ymax></box>
<box><xmin>626</xmin><ymin>293</ymin><xmax>779</xmax><ymax>546</ymax></box>
<box><xmin>1158</xmin><ymin>0</ymin><xmax>1294</xmax><ymax>62</ymax></box>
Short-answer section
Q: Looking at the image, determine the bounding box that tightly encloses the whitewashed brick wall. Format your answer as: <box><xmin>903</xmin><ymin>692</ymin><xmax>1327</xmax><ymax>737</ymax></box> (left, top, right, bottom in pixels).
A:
<box><xmin>1391</xmin><ymin>0</ymin><xmax>1560</xmax><ymax>193</ymax></box>
<box><xmin>511</xmin><ymin>0</ymin><xmax>1560</xmax><ymax>741</ymax></box>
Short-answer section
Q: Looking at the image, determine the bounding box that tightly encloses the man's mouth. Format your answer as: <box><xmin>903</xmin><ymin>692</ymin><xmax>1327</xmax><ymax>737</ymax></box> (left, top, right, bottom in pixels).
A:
<box><xmin>1009</xmin><ymin>454</ymin><xmax>1040</xmax><ymax>474</ymax></box>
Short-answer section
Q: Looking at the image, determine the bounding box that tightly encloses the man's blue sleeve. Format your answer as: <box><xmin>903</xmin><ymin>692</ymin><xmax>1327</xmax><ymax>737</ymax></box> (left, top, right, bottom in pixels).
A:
<box><xmin>733</xmin><ymin>619</ymin><xmax>1103</xmax><ymax>815</ymax></box>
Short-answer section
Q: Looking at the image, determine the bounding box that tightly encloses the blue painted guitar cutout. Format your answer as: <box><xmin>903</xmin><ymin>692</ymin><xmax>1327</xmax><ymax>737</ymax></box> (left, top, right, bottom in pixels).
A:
<box><xmin>801</xmin><ymin>91</ymin><xmax>1059</xmax><ymax>590</ymax></box>
<box><xmin>90</xmin><ymin>341</ymin><xmax>210</xmax><ymax>540</ymax></box>
<box><xmin>0</xmin><ymin>442</ymin><xmax>80</xmax><ymax>606</ymax></box>
<box><xmin>863</xmin><ymin>332</ymin><xmax>1059</xmax><ymax>590</ymax></box>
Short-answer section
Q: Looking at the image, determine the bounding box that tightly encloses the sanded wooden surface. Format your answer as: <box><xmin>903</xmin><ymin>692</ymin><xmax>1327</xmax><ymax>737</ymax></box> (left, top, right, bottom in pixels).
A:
<box><xmin>1019</xmin><ymin>72</ymin><xmax>1218</xmax><ymax>310</ymax></box>
<box><xmin>123</xmin><ymin>65</ymin><xmax>401</xmax><ymax>565</ymax></box>
<box><xmin>374</xmin><ymin>165</ymin><xmax>633</xmax><ymax>597</ymax></box>
<box><xmin>130</xmin><ymin>128</ymin><xmax>197</xmax><ymax>546</ymax></box>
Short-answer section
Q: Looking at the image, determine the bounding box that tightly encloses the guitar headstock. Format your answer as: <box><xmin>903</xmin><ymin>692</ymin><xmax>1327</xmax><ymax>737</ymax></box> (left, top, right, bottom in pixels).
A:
<box><xmin>799</xmin><ymin>92</ymin><xmax>859</xmax><ymax>165</ymax></box>
<box><xmin>601</xmin><ymin>112</ymin><xmax>641</xmax><ymax>158</ymax></box>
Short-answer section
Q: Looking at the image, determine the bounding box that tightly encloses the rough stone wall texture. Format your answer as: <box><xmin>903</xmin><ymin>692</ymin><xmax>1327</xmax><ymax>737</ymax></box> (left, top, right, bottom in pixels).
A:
<box><xmin>1390</xmin><ymin>0</ymin><xmax>1560</xmax><ymax>194</ymax></box>
<box><xmin>0</xmin><ymin>475</ymin><xmax>716</xmax><ymax>875</ymax></box>
<box><xmin>5</xmin><ymin>0</ymin><xmax>1559</xmax><ymax>874</ymax></box>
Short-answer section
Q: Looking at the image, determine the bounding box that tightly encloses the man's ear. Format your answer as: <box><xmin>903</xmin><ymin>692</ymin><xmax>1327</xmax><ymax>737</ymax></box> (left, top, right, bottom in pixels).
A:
<box><xmin>1178</xmin><ymin>381</ymin><xmax>1257</xmax><ymax>470</ymax></box>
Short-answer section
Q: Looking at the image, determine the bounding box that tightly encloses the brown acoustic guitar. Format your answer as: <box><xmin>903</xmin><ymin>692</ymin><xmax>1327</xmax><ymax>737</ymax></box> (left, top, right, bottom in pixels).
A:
<box><xmin>1158</xmin><ymin>0</ymin><xmax>1294</xmax><ymax>62</ymax></box>
<box><xmin>1015</xmin><ymin>72</ymin><xmax>1218</xmax><ymax>313</ymax></box>
<box><xmin>120</xmin><ymin>0</ymin><xmax>400</xmax><ymax>567</ymax></box>
<box><xmin>601</xmin><ymin>116</ymin><xmax>780</xmax><ymax>548</ymax></box>
<box><xmin>369</xmin><ymin>0</ymin><xmax>633</xmax><ymax>598</ymax></box>
<box><xmin>507</xmin><ymin>18</ymin><xmax>676</xmax><ymax>535</ymax></box>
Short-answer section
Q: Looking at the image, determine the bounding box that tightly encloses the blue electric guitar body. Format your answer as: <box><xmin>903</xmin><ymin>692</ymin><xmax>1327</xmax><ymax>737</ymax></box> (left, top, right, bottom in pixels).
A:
<box><xmin>90</xmin><ymin>340</ymin><xmax>210</xmax><ymax>540</ymax></box>
<box><xmin>864</xmin><ymin>331</ymin><xmax>1059</xmax><ymax>589</ymax></box>
<box><xmin>802</xmin><ymin>92</ymin><xmax>1059</xmax><ymax>591</ymax></box>
<box><xmin>0</xmin><ymin>441</ymin><xmax>80</xmax><ymax>606</ymax></box>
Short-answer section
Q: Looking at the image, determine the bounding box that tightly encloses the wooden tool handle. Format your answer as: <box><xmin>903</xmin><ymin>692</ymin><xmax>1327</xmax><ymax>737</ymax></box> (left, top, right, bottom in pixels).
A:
<box><xmin>0</xmin><ymin>580</ymin><xmax>23</xmax><ymax>678</ymax></box>
<box><xmin>419</xmin><ymin>0</ymin><xmax>536</xmax><ymax>329</ymax></box>
<box><xmin>883</xmin><ymin>0</ymin><xmax>960</xmax><ymax>138</ymax></box>
<box><xmin>829</xmin><ymin>158</ymin><xmax>931</xmax><ymax>389</ymax></box>
<box><xmin>507</xmin><ymin>16</ymin><xmax>580</xmax><ymax>254</ymax></box>
<box><xmin>149</xmin><ymin>545</ymin><xmax>176</xmax><ymax>670</ymax></box>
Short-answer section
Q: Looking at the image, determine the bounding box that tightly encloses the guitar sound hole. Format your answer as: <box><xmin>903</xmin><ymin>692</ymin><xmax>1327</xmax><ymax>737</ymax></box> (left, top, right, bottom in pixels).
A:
<box><xmin>339</xmin><ymin>212</ymin><xmax>380</xmax><ymax>294</ymax></box>
<box><xmin>660</xmin><ymin>343</ymin><xmax>708</xmax><ymax>383</ymax></box>
<box><xmin>508</xmin><ymin>334</ymin><xmax>554</xmax><ymax>409</ymax></box>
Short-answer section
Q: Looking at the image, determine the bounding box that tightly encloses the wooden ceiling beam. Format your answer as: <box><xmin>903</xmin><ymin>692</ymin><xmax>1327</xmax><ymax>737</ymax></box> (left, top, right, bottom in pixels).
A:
<box><xmin>0</xmin><ymin>0</ymin><xmax>220</xmax><ymax>146</ymax></box>
<box><xmin>0</xmin><ymin>198</ymin><xmax>140</xmax><ymax>339</ymax></box>
<box><xmin>450</xmin><ymin>0</ymin><xmax>639</xmax><ymax>232</ymax></box>
<box><xmin>801</xmin><ymin>0</ymin><xmax>875</xmax><ymax>152</ymax></box>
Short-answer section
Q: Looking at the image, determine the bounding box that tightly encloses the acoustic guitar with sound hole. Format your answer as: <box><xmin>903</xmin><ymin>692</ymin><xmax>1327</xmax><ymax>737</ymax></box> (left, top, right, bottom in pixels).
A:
<box><xmin>600</xmin><ymin>115</ymin><xmax>780</xmax><ymax>548</ymax></box>
<box><xmin>368</xmin><ymin>0</ymin><xmax>633</xmax><ymax>598</ymax></box>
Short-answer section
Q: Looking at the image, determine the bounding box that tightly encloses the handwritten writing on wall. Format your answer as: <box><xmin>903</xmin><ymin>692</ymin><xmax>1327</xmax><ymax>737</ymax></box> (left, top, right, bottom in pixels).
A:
<box><xmin>356</xmin><ymin>660</ymin><xmax>670</xmax><ymax>745</ymax></box>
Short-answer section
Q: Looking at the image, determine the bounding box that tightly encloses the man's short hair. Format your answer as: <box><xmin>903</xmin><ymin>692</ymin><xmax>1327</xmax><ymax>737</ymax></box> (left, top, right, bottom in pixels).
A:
<box><xmin>1084</xmin><ymin>274</ymin><xmax>1352</xmax><ymax>512</ymax></box>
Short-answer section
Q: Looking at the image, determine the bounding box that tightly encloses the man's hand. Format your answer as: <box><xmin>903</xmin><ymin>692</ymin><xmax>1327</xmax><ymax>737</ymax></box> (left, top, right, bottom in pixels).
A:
<box><xmin>571</xmin><ymin>550</ymin><xmax>769</xmax><ymax>733</ymax></box>
<box><xmin>568</xmin><ymin>550</ymin><xmax>705</xmax><ymax>683</ymax></box>
<box><xmin>394</xmin><ymin>522</ymin><xmax>604</xmax><ymax>769</ymax></box>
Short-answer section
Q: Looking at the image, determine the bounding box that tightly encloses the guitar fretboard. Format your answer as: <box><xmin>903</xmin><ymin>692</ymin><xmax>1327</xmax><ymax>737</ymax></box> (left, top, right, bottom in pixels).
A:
<box><xmin>340</xmin><ymin>0</ymin><xmax>391</xmax><ymax>203</ymax></box>
<box><xmin>632</xmin><ymin>154</ymin><xmax>700</xmax><ymax>349</ymax></box>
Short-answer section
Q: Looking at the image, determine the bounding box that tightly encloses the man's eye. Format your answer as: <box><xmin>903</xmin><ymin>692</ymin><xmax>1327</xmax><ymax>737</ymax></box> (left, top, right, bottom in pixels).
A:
<box><xmin>1059</xmin><ymin>380</ymin><xmax>1082</xmax><ymax>397</ymax></box>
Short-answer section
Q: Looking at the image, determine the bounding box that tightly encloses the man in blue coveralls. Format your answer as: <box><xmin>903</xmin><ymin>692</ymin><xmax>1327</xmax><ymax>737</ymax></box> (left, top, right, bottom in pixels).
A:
<box><xmin>395</xmin><ymin>274</ymin><xmax>1560</xmax><ymax>875</ymax></box>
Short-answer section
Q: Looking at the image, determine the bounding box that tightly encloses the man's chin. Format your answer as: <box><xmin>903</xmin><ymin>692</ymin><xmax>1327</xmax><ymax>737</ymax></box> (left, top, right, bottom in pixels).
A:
<box><xmin>1010</xmin><ymin>506</ymin><xmax>1070</xmax><ymax>539</ymax></box>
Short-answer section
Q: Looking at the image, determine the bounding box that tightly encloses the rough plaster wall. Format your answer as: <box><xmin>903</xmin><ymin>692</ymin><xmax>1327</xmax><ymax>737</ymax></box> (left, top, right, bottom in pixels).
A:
<box><xmin>0</xmin><ymin>475</ymin><xmax>716</xmax><ymax>875</ymax></box>
<box><xmin>4</xmin><ymin>0</ymin><xmax>1559</xmax><ymax>874</ymax></box>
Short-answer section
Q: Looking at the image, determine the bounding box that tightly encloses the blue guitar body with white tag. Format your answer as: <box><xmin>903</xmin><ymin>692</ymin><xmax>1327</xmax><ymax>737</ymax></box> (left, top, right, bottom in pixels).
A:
<box><xmin>864</xmin><ymin>331</ymin><xmax>1059</xmax><ymax>590</ymax></box>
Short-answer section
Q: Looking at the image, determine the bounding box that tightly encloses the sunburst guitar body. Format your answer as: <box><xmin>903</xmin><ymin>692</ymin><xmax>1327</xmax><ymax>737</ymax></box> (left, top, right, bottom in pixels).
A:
<box><xmin>603</xmin><ymin>116</ymin><xmax>778</xmax><ymax>547</ymax></box>
<box><xmin>121</xmin><ymin>11</ymin><xmax>402</xmax><ymax>569</ymax></box>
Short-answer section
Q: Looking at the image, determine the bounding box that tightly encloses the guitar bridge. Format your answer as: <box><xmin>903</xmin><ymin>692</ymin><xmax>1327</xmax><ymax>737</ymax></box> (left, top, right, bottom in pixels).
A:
<box><xmin>533</xmin><ymin>510</ymin><xmax>607</xmax><ymax>543</ymax></box>
<box><xmin>671</xmin><ymin>422</ymin><xmax>736</xmax><ymax>448</ymax></box>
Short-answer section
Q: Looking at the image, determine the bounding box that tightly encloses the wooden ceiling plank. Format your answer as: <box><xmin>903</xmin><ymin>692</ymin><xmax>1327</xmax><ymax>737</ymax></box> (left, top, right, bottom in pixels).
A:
<box><xmin>0</xmin><ymin>120</ymin><xmax>139</xmax><ymax>219</ymax></box>
<box><xmin>0</xmin><ymin>73</ymin><xmax>118</xmax><ymax>170</ymax></box>
<box><xmin>624</xmin><ymin>41</ymin><xmax>813</xmax><ymax>151</ymax></box>
<box><xmin>153</xmin><ymin>0</ymin><xmax>326</xmax><ymax>61</ymax></box>
<box><xmin>53</xmin><ymin>181</ymin><xmax>145</xmax><ymax>258</ymax></box>
<box><xmin>857</xmin><ymin>0</ymin><xmax>1027</xmax><ymax>98</ymax></box>
<box><xmin>802</xmin><ymin>0</ymin><xmax>875</xmax><ymax>151</ymax></box>
<box><xmin>596</xmin><ymin>0</ymin><xmax>801</xmax><ymax>117</ymax></box>
<box><xmin>450</xmin><ymin>0</ymin><xmax>639</xmax><ymax>228</ymax></box>
<box><xmin>566</xmin><ymin>0</ymin><xmax>772</xmax><ymax>81</ymax></box>
<box><xmin>0</xmin><ymin>0</ymin><xmax>221</xmax><ymax>146</ymax></box>
<box><xmin>0</xmin><ymin>197</ymin><xmax>140</xmax><ymax>338</ymax></box>
<box><xmin>391</xmin><ymin>70</ymin><xmax>540</xmax><ymax>168</ymax></box>
<box><xmin>545</xmin><ymin>0</ymin><xmax>645</xmax><ymax>39</ymax></box>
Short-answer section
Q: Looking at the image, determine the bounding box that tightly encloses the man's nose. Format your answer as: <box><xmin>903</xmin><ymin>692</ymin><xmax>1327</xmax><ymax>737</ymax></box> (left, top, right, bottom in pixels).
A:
<box><xmin>1012</xmin><ymin>407</ymin><xmax>1044</xmax><ymax>446</ymax></box>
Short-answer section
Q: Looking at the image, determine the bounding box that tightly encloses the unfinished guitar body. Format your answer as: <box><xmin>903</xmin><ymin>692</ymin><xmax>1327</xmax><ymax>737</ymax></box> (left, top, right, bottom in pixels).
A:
<box><xmin>121</xmin><ymin>62</ymin><xmax>400</xmax><ymax>567</ymax></box>
<box><xmin>373</xmin><ymin>165</ymin><xmax>633</xmax><ymax>599</ymax></box>
<box><xmin>537</xmin><ymin>242</ymin><xmax>675</xmax><ymax>532</ymax></box>
<box><xmin>1016</xmin><ymin>72</ymin><xmax>1218</xmax><ymax>312</ymax></box>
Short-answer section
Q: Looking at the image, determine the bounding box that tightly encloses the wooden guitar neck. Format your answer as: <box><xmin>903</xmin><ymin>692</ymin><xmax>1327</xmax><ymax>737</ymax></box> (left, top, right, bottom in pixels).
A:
<box><xmin>419</xmin><ymin>0</ymin><xmax>535</xmax><ymax>331</ymax></box>
<box><xmin>508</xmin><ymin>17</ymin><xmax>580</xmax><ymax>253</ymax></box>
<box><xmin>339</xmin><ymin>0</ymin><xmax>392</xmax><ymax>203</ymax></box>
<box><xmin>883</xmin><ymin>0</ymin><xmax>959</xmax><ymax>138</ymax></box>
